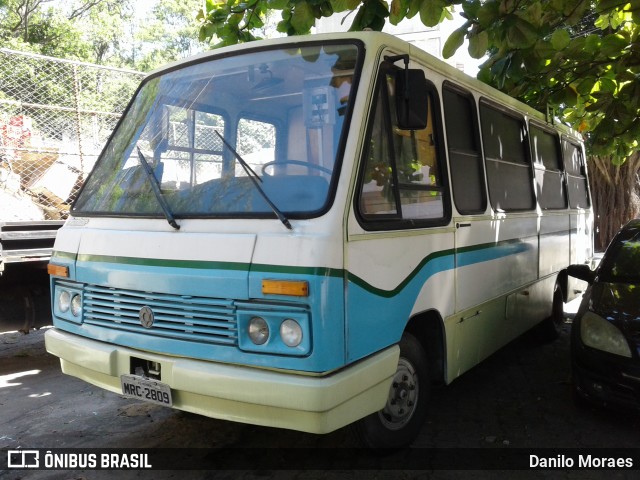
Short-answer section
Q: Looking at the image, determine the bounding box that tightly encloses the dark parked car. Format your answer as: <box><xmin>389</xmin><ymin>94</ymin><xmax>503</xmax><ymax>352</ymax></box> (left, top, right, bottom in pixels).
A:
<box><xmin>568</xmin><ymin>219</ymin><xmax>640</xmax><ymax>410</ymax></box>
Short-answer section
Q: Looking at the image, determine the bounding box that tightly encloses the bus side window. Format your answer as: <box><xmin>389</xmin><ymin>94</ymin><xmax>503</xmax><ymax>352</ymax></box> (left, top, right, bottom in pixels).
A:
<box><xmin>480</xmin><ymin>101</ymin><xmax>535</xmax><ymax>212</ymax></box>
<box><xmin>357</xmin><ymin>68</ymin><xmax>447</xmax><ymax>226</ymax></box>
<box><xmin>530</xmin><ymin>123</ymin><xmax>566</xmax><ymax>210</ymax></box>
<box><xmin>359</xmin><ymin>88</ymin><xmax>398</xmax><ymax>216</ymax></box>
<box><xmin>443</xmin><ymin>85</ymin><xmax>486</xmax><ymax>215</ymax></box>
<box><xmin>563</xmin><ymin>139</ymin><xmax>590</xmax><ymax>209</ymax></box>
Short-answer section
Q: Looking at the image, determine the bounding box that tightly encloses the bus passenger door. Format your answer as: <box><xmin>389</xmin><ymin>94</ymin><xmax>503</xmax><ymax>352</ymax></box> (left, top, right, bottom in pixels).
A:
<box><xmin>453</xmin><ymin>216</ymin><xmax>539</xmax><ymax>367</ymax></box>
<box><xmin>445</xmin><ymin>89</ymin><xmax>540</xmax><ymax>376</ymax></box>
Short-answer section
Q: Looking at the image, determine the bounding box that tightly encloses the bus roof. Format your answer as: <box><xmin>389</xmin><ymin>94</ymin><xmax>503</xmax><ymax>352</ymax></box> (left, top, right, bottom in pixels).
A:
<box><xmin>146</xmin><ymin>31</ymin><xmax>582</xmax><ymax>141</ymax></box>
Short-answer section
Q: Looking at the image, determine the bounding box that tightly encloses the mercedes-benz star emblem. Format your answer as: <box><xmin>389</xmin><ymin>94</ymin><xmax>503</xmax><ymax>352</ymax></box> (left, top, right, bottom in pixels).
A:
<box><xmin>139</xmin><ymin>306</ymin><xmax>154</xmax><ymax>329</ymax></box>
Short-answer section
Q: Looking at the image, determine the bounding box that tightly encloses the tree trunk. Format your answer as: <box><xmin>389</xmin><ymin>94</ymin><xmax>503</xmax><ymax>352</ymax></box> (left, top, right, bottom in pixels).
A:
<box><xmin>588</xmin><ymin>154</ymin><xmax>640</xmax><ymax>251</ymax></box>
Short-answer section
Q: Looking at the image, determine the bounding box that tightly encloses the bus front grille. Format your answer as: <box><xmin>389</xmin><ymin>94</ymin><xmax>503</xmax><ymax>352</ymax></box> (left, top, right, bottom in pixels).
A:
<box><xmin>82</xmin><ymin>285</ymin><xmax>238</xmax><ymax>346</ymax></box>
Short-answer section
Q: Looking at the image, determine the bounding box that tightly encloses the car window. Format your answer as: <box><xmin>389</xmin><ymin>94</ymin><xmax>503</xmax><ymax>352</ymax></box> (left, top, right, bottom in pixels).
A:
<box><xmin>600</xmin><ymin>226</ymin><xmax>640</xmax><ymax>283</ymax></box>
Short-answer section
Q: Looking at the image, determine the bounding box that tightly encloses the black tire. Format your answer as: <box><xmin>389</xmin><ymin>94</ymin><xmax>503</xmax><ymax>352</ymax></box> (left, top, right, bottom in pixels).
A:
<box><xmin>538</xmin><ymin>283</ymin><xmax>564</xmax><ymax>342</ymax></box>
<box><xmin>352</xmin><ymin>333</ymin><xmax>430</xmax><ymax>449</ymax></box>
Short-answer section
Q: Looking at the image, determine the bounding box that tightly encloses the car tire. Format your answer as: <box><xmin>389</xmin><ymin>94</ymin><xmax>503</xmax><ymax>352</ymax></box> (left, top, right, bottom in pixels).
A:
<box><xmin>352</xmin><ymin>332</ymin><xmax>429</xmax><ymax>449</ymax></box>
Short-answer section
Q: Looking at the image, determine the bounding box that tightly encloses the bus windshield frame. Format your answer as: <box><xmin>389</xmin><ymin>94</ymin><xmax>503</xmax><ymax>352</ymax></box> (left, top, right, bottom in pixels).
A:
<box><xmin>72</xmin><ymin>41</ymin><xmax>363</xmax><ymax>221</ymax></box>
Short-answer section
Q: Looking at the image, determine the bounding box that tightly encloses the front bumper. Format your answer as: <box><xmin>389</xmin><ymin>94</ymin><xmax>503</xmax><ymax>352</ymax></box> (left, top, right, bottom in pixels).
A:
<box><xmin>572</xmin><ymin>348</ymin><xmax>640</xmax><ymax>410</ymax></box>
<box><xmin>45</xmin><ymin>328</ymin><xmax>399</xmax><ymax>434</ymax></box>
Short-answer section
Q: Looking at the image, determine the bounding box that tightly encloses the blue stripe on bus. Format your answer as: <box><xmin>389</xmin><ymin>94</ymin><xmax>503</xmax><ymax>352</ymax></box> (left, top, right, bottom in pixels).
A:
<box><xmin>52</xmin><ymin>239</ymin><xmax>536</xmax><ymax>370</ymax></box>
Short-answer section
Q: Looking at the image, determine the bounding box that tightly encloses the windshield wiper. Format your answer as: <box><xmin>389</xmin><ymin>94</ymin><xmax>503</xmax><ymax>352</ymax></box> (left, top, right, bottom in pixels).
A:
<box><xmin>214</xmin><ymin>131</ymin><xmax>292</xmax><ymax>230</ymax></box>
<box><xmin>137</xmin><ymin>147</ymin><xmax>180</xmax><ymax>230</ymax></box>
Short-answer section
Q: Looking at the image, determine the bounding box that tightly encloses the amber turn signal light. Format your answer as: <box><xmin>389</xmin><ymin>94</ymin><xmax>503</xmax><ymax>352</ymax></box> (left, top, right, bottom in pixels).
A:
<box><xmin>262</xmin><ymin>279</ymin><xmax>309</xmax><ymax>297</ymax></box>
<box><xmin>47</xmin><ymin>264</ymin><xmax>69</xmax><ymax>278</ymax></box>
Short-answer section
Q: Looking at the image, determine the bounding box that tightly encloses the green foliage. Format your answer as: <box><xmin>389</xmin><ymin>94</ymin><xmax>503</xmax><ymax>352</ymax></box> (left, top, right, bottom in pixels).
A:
<box><xmin>463</xmin><ymin>0</ymin><xmax>640</xmax><ymax>163</ymax></box>
<box><xmin>198</xmin><ymin>0</ymin><xmax>639</xmax><ymax>163</ymax></box>
<box><xmin>199</xmin><ymin>0</ymin><xmax>639</xmax><ymax>163</ymax></box>
<box><xmin>1</xmin><ymin>0</ymin><xmax>634</xmax><ymax>162</ymax></box>
<box><xmin>135</xmin><ymin>0</ymin><xmax>203</xmax><ymax>70</ymax></box>
<box><xmin>0</xmin><ymin>1</ymin><xmax>204</xmax><ymax>70</ymax></box>
<box><xmin>196</xmin><ymin>0</ymin><xmax>275</xmax><ymax>46</ymax></box>
<box><xmin>443</xmin><ymin>25</ymin><xmax>466</xmax><ymax>59</ymax></box>
<box><xmin>0</xmin><ymin>1</ymin><xmax>137</xmax><ymax>65</ymax></box>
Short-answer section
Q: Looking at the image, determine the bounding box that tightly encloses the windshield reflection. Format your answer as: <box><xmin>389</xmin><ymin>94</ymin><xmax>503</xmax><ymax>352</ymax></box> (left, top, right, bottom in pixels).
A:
<box><xmin>73</xmin><ymin>43</ymin><xmax>360</xmax><ymax>219</ymax></box>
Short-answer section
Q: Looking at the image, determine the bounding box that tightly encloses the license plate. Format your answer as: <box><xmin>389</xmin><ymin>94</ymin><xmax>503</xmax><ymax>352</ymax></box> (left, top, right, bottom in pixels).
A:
<box><xmin>120</xmin><ymin>374</ymin><xmax>173</xmax><ymax>406</ymax></box>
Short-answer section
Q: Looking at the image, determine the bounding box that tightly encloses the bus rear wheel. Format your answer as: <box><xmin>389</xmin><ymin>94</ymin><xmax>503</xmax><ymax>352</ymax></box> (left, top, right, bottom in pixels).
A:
<box><xmin>353</xmin><ymin>332</ymin><xmax>429</xmax><ymax>449</ymax></box>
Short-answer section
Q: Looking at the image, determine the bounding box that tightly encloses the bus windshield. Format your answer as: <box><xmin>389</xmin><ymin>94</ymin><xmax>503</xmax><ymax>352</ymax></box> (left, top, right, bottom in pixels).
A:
<box><xmin>73</xmin><ymin>43</ymin><xmax>360</xmax><ymax>219</ymax></box>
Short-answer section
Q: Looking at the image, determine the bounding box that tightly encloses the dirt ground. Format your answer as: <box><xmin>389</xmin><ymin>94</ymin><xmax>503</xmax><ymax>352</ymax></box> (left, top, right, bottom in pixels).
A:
<box><xmin>1</xmin><ymin>273</ymin><xmax>639</xmax><ymax>479</ymax></box>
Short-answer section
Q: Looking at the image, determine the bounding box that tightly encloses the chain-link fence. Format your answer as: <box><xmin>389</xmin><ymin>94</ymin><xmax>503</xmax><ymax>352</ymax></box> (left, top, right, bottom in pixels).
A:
<box><xmin>0</xmin><ymin>49</ymin><xmax>144</xmax><ymax>220</ymax></box>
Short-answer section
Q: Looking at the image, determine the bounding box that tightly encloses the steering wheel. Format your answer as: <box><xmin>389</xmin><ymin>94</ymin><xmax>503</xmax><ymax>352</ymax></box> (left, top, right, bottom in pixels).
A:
<box><xmin>261</xmin><ymin>160</ymin><xmax>333</xmax><ymax>176</ymax></box>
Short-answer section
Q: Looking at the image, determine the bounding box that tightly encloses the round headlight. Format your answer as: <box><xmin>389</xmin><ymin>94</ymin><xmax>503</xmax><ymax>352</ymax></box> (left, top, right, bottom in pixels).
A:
<box><xmin>248</xmin><ymin>317</ymin><xmax>269</xmax><ymax>345</ymax></box>
<box><xmin>70</xmin><ymin>294</ymin><xmax>82</xmax><ymax>317</ymax></box>
<box><xmin>280</xmin><ymin>319</ymin><xmax>302</xmax><ymax>347</ymax></box>
<box><xmin>58</xmin><ymin>290</ymin><xmax>71</xmax><ymax>313</ymax></box>
<box><xmin>581</xmin><ymin>311</ymin><xmax>631</xmax><ymax>358</ymax></box>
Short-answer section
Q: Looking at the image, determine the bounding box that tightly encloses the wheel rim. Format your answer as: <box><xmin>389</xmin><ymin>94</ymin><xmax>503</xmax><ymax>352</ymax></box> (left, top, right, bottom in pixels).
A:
<box><xmin>378</xmin><ymin>357</ymin><xmax>419</xmax><ymax>430</ymax></box>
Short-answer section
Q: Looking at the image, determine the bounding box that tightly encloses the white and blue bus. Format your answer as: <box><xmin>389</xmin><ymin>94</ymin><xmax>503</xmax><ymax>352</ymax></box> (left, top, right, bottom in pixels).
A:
<box><xmin>45</xmin><ymin>32</ymin><xmax>593</xmax><ymax>448</ymax></box>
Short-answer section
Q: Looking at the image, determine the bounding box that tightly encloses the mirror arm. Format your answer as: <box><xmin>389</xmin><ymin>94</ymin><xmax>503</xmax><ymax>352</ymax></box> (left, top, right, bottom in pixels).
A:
<box><xmin>384</xmin><ymin>54</ymin><xmax>410</xmax><ymax>125</ymax></box>
<box><xmin>567</xmin><ymin>264</ymin><xmax>596</xmax><ymax>284</ymax></box>
<box><xmin>384</xmin><ymin>54</ymin><xmax>409</xmax><ymax>67</ymax></box>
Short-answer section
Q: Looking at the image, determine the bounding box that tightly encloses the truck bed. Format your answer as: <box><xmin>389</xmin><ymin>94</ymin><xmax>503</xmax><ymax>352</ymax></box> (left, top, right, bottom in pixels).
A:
<box><xmin>0</xmin><ymin>220</ymin><xmax>64</xmax><ymax>273</ymax></box>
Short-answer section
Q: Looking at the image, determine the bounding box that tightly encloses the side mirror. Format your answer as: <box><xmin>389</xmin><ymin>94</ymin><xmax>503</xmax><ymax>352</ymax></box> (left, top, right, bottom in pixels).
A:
<box><xmin>567</xmin><ymin>264</ymin><xmax>596</xmax><ymax>284</ymax></box>
<box><xmin>395</xmin><ymin>69</ymin><xmax>428</xmax><ymax>130</ymax></box>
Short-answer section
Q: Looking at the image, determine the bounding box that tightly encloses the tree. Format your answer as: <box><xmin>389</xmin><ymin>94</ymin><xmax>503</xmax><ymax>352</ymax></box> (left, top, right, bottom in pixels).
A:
<box><xmin>0</xmin><ymin>0</ymin><xmax>136</xmax><ymax>64</ymax></box>
<box><xmin>198</xmin><ymin>0</ymin><xmax>640</xmax><ymax>249</ymax></box>
<box><xmin>0</xmin><ymin>1</ymin><xmax>209</xmax><ymax>70</ymax></box>
<box><xmin>0</xmin><ymin>0</ymin><xmax>55</xmax><ymax>43</ymax></box>
<box><xmin>133</xmin><ymin>0</ymin><xmax>204</xmax><ymax>71</ymax></box>
<box><xmin>446</xmin><ymin>0</ymin><xmax>640</xmax><ymax>249</ymax></box>
<box><xmin>79</xmin><ymin>0</ymin><xmax>136</xmax><ymax>65</ymax></box>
